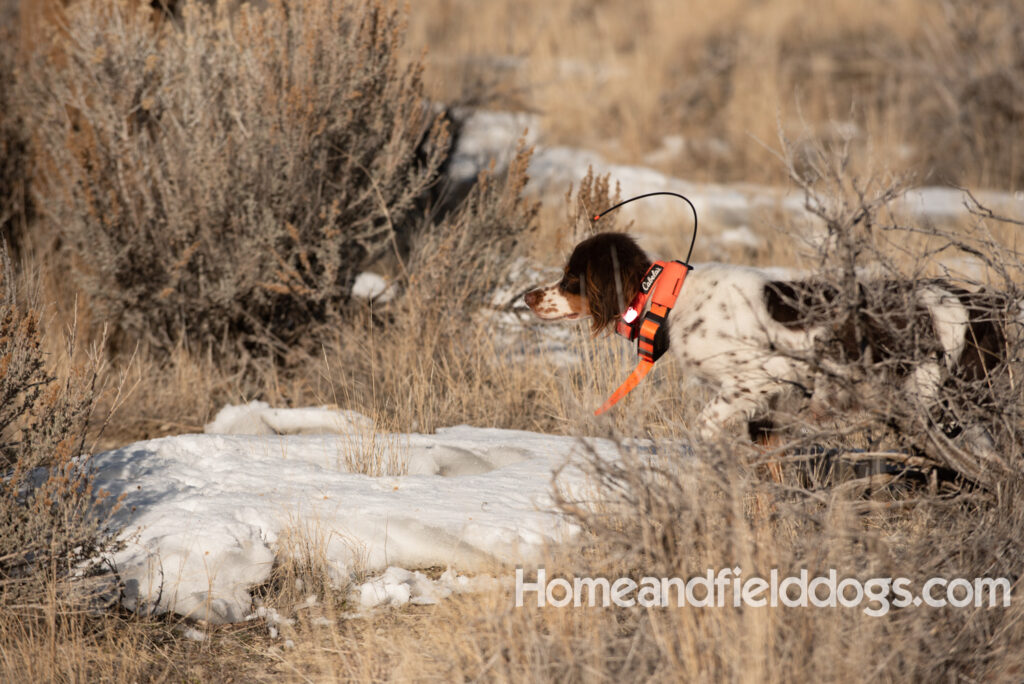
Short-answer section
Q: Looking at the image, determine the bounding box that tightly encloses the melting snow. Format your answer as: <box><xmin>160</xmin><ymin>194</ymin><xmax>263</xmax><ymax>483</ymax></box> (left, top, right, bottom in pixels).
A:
<box><xmin>354</xmin><ymin>566</ymin><xmax>501</xmax><ymax>610</ymax></box>
<box><xmin>91</xmin><ymin>404</ymin><xmax>616</xmax><ymax>623</ymax></box>
<box><xmin>204</xmin><ymin>401</ymin><xmax>374</xmax><ymax>436</ymax></box>
<box><xmin>351</xmin><ymin>272</ymin><xmax>396</xmax><ymax>302</ymax></box>
<box><xmin>451</xmin><ymin>109</ymin><xmax>1024</xmax><ymax>232</ymax></box>
<box><xmin>714</xmin><ymin>226</ymin><xmax>763</xmax><ymax>250</ymax></box>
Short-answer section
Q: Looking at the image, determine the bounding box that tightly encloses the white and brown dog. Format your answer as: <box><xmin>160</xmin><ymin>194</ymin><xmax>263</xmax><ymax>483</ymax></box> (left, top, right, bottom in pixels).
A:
<box><xmin>524</xmin><ymin>232</ymin><xmax>1006</xmax><ymax>442</ymax></box>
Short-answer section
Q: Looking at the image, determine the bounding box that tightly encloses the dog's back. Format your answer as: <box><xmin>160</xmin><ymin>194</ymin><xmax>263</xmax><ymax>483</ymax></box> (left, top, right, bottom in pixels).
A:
<box><xmin>665</xmin><ymin>264</ymin><xmax>1010</xmax><ymax>437</ymax></box>
<box><xmin>522</xmin><ymin>231</ymin><xmax>1011</xmax><ymax>442</ymax></box>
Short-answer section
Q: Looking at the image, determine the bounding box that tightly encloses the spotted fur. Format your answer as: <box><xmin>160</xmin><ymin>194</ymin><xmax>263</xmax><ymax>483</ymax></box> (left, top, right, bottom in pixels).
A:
<box><xmin>524</xmin><ymin>232</ymin><xmax>1007</xmax><ymax>441</ymax></box>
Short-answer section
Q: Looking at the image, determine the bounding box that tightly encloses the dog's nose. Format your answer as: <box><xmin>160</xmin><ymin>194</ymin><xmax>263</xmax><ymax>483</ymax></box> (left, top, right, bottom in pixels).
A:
<box><xmin>524</xmin><ymin>289</ymin><xmax>543</xmax><ymax>309</ymax></box>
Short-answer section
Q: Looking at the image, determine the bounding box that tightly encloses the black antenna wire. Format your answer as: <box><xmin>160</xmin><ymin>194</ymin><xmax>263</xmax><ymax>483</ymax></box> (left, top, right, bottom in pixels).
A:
<box><xmin>592</xmin><ymin>191</ymin><xmax>699</xmax><ymax>264</ymax></box>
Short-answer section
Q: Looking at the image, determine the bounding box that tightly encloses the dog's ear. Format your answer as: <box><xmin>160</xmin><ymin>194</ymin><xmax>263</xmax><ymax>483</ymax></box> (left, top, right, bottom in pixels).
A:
<box><xmin>585</xmin><ymin>239</ymin><xmax>651</xmax><ymax>334</ymax></box>
<box><xmin>585</xmin><ymin>266</ymin><xmax>622</xmax><ymax>333</ymax></box>
<box><xmin>566</xmin><ymin>232</ymin><xmax>651</xmax><ymax>333</ymax></box>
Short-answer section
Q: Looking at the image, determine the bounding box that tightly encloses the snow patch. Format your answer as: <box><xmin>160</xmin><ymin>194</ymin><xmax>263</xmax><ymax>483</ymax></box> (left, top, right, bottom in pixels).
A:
<box><xmin>354</xmin><ymin>566</ymin><xmax>500</xmax><ymax>610</ymax></box>
<box><xmin>175</xmin><ymin>625</ymin><xmax>209</xmax><ymax>642</ymax></box>
<box><xmin>352</xmin><ymin>272</ymin><xmax>396</xmax><ymax>302</ymax></box>
<box><xmin>92</xmin><ymin>409</ymin><xmax>616</xmax><ymax>623</ymax></box>
<box><xmin>452</xmin><ymin>108</ymin><xmax>1023</xmax><ymax>232</ymax></box>
<box><xmin>204</xmin><ymin>401</ymin><xmax>374</xmax><ymax>436</ymax></box>
<box><xmin>715</xmin><ymin>226</ymin><xmax>762</xmax><ymax>250</ymax></box>
<box><xmin>449</xmin><ymin>110</ymin><xmax>540</xmax><ymax>187</ymax></box>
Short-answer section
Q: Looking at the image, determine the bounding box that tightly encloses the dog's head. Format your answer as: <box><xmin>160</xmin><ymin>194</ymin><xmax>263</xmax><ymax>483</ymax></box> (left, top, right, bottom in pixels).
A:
<box><xmin>524</xmin><ymin>232</ymin><xmax>652</xmax><ymax>332</ymax></box>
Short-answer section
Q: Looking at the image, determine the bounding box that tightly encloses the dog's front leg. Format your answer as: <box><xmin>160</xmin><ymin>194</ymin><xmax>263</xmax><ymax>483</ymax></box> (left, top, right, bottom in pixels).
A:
<box><xmin>694</xmin><ymin>388</ymin><xmax>769</xmax><ymax>441</ymax></box>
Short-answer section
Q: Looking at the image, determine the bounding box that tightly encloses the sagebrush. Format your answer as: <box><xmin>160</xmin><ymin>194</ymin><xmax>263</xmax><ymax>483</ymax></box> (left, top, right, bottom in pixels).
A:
<box><xmin>761</xmin><ymin>137</ymin><xmax>1024</xmax><ymax>489</ymax></box>
<box><xmin>0</xmin><ymin>248</ymin><xmax>118</xmax><ymax>607</ymax></box>
<box><xmin>25</xmin><ymin>0</ymin><xmax>449</xmax><ymax>358</ymax></box>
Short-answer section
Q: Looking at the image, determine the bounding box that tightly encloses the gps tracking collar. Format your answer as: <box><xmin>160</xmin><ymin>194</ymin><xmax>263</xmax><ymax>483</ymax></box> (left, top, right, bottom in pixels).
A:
<box><xmin>613</xmin><ymin>259</ymin><xmax>689</xmax><ymax>360</ymax></box>
<box><xmin>592</xmin><ymin>192</ymin><xmax>698</xmax><ymax>416</ymax></box>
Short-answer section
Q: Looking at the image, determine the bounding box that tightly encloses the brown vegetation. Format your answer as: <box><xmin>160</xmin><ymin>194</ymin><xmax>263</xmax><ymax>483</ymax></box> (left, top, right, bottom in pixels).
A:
<box><xmin>761</xmin><ymin>138</ymin><xmax>1024</xmax><ymax>489</ymax></box>
<box><xmin>22</xmin><ymin>0</ymin><xmax>450</xmax><ymax>357</ymax></box>
<box><xmin>2</xmin><ymin>0</ymin><xmax>1023</xmax><ymax>681</ymax></box>
<box><xmin>409</xmin><ymin>0</ymin><xmax>1024</xmax><ymax>189</ymax></box>
<box><xmin>0</xmin><ymin>246</ymin><xmax>120</xmax><ymax>619</ymax></box>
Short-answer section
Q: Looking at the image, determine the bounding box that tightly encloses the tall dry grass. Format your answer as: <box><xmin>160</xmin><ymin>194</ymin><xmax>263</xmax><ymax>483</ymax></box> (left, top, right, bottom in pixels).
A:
<box><xmin>0</xmin><ymin>246</ymin><xmax>141</xmax><ymax>683</ymax></box>
<box><xmin>408</xmin><ymin>0</ymin><xmax>1024</xmax><ymax>190</ymax></box>
<box><xmin>80</xmin><ymin>440</ymin><xmax>1017</xmax><ymax>682</ymax></box>
<box><xmin>3</xmin><ymin>0</ymin><xmax>1024</xmax><ymax>681</ymax></box>
<box><xmin>23</xmin><ymin>0</ymin><xmax>449</xmax><ymax>357</ymax></box>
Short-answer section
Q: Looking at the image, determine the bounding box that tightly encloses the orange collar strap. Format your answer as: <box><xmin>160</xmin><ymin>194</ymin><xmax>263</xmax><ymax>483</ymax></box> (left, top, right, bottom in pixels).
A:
<box><xmin>596</xmin><ymin>260</ymin><xmax>691</xmax><ymax>415</ymax></box>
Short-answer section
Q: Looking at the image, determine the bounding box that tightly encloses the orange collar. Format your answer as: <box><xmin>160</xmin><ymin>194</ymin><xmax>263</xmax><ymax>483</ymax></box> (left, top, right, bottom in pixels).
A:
<box><xmin>596</xmin><ymin>260</ymin><xmax>691</xmax><ymax>415</ymax></box>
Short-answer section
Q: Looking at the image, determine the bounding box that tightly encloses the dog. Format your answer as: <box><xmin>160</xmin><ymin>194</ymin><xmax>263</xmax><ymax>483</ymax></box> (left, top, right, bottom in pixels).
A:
<box><xmin>524</xmin><ymin>232</ymin><xmax>1007</xmax><ymax>442</ymax></box>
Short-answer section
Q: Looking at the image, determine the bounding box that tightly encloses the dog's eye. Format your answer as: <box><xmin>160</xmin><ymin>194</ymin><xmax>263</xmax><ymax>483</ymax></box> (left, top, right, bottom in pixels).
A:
<box><xmin>560</xmin><ymin>276</ymin><xmax>581</xmax><ymax>295</ymax></box>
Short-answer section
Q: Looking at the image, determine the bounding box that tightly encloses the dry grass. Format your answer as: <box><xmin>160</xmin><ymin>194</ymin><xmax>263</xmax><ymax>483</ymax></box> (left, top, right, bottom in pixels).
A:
<box><xmin>11</xmin><ymin>445</ymin><xmax>1016</xmax><ymax>682</ymax></box>
<box><xmin>3</xmin><ymin>0</ymin><xmax>1024</xmax><ymax>681</ymax></box>
<box><xmin>408</xmin><ymin>0</ymin><xmax>1024</xmax><ymax>190</ymax></box>
<box><xmin>23</xmin><ymin>0</ymin><xmax>449</xmax><ymax>357</ymax></box>
<box><xmin>8</xmin><ymin>163</ymin><xmax>1020</xmax><ymax>682</ymax></box>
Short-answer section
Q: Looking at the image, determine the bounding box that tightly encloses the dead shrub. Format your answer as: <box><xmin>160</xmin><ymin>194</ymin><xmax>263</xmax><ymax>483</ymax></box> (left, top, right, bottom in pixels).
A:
<box><xmin>0</xmin><ymin>247</ymin><xmax>119</xmax><ymax>607</ymax></box>
<box><xmin>322</xmin><ymin>141</ymin><xmax>541</xmax><ymax>432</ymax></box>
<box><xmin>403</xmin><ymin>139</ymin><xmax>539</xmax><ymax>310</ymax></box>
<box><xmin>23</xmin><ymin>0</ymin><xmax>449</xmax><ymax>358</ymax></box>
<box><xmin>767</xmin><ymin>135</ymin><xmax>1024</xmax><ymax>489</ymax></box>
<box><xmin>546</xmin><ymin>437</ymin><xmax>1024</xmax><ymax>682</ymax></box>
